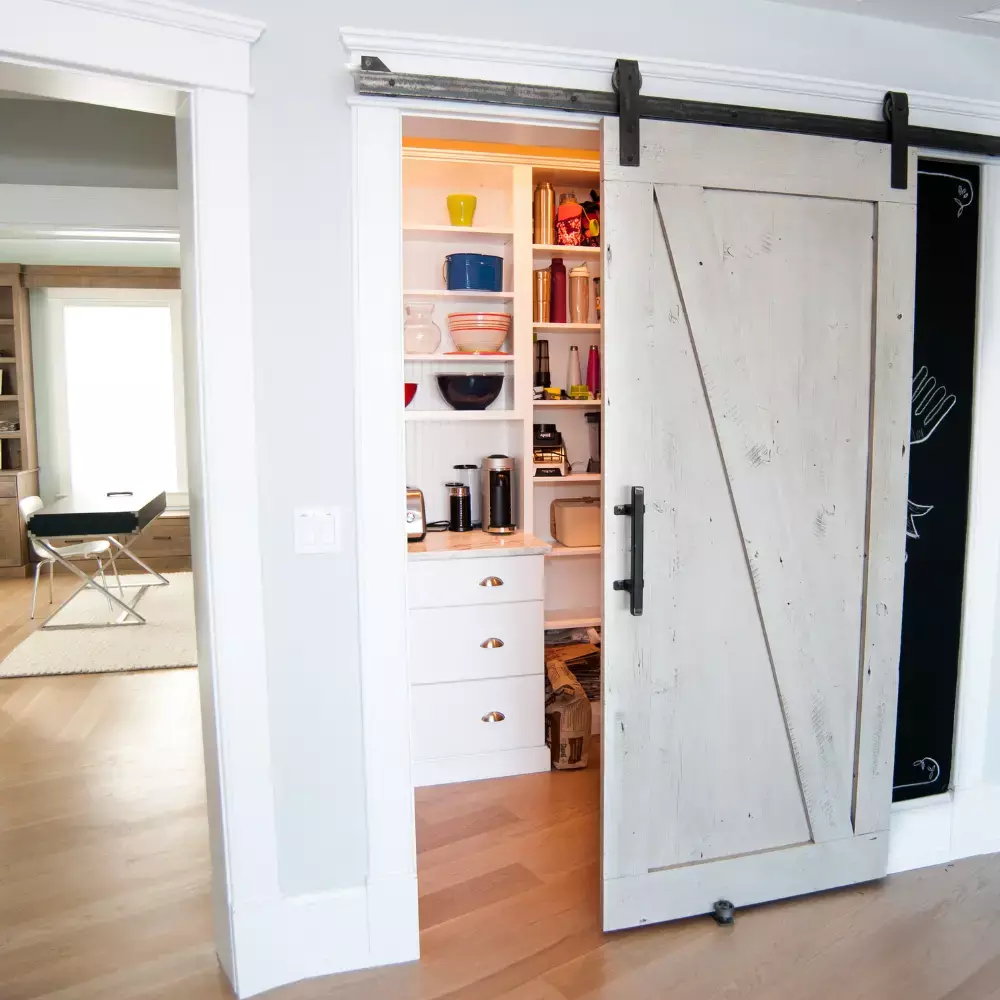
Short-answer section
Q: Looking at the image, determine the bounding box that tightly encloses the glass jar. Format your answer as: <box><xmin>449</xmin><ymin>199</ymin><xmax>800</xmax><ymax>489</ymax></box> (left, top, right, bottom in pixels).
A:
<box><xmin>404</xmin><ymin>303</ymin><xmax>441</xmax><ymax>354</ymax></box>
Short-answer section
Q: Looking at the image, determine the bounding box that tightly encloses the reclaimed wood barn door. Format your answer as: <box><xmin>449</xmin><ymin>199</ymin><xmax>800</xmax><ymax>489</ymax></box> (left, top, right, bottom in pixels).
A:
<box><xmin>600</xmin><ymin>119</ymin><xmax>916</xmax><ymax>930</ymax></box>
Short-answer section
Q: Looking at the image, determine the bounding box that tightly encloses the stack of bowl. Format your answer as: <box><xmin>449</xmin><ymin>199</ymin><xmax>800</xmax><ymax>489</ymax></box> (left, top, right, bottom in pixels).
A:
<box><xmin>446</xmin><ymin>312</ymin><xmax>513</xmax><ymax>354</ymax></box>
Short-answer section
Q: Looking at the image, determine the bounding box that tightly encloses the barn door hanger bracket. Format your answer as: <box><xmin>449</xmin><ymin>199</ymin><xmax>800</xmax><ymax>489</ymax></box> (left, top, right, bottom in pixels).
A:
<box><xmin>612</xmin><ymin>59</ymin><xmax>642</xmax><ymax>167</ymax></box>
<box><xmin>883</xmin><ymin>91</ymin><xmax>910</xmax><ymax>190</ymax></box>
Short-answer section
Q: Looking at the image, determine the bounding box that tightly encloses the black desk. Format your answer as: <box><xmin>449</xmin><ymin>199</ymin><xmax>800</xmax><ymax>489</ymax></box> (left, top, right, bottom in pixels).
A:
<box><xmin>27</xmin><ymin>490</ymin><xmax>170</xmax><ymax>629</ymax></box>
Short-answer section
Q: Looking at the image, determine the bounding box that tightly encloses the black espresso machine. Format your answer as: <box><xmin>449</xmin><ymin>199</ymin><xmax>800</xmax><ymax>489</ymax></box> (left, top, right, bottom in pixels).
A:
<box><xmin>482</xmin><ymin>454</ymin><xmax>516</xmax><ymax>534</ymax></box>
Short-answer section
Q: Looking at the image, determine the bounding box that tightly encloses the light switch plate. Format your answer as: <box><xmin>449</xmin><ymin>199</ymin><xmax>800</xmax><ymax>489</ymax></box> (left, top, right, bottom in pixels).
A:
<box><xmin>294</xmin><ymin>506</ymin><xmax>341</xmax><ymax>554</ymax></box>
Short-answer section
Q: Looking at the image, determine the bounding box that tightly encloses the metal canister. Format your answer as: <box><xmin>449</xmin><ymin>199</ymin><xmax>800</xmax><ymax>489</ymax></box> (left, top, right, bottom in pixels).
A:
<box><xmin>533</xmin><ymin>182</ymin><xmax>555</xmax><ymax>245</ymax></box>
<box><xmin>447</xmin><ymin>482</ymin><xmax>473</xmax><ymax>532</ymax></box>
<box><xmin>533</xmin><ymin>268</ymin><xmax>551</xmax><ymax>322</ymax></box>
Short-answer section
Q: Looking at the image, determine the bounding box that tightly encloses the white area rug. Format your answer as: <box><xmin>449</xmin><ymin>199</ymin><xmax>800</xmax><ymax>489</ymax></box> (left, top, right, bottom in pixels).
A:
<box><xmin>0</xmin><ymin>572</ymin><xmax>197</xmax><ymax>678</ymax></box>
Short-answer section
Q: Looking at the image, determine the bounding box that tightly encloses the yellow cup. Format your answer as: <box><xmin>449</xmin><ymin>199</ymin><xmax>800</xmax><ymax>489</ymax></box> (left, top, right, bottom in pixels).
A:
<box><xmin>446</xmin><ymin>194</ymin><xmax>477</xmax><ymax>227</ymax></box>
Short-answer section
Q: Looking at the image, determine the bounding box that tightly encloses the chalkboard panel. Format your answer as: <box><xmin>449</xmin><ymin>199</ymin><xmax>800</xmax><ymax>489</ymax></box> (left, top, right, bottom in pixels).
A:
<box><xmin>893</xmin><ymin>159</ymin><xmax>980</xmax><ymax>802</ymax></box>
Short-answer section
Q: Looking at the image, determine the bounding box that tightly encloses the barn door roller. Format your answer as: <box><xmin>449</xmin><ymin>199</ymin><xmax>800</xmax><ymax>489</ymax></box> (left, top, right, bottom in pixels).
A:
<box><xmin>355</xmin><ymin>57</ymin><xmax>1000</xmax><ymax>185</ymax></box>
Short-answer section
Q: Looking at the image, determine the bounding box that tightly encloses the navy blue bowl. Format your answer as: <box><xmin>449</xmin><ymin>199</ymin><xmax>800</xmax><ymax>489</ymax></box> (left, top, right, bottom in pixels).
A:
<box><xmin>444</xmin><ymin>253</ymin><xmax>503</xmax><ymax>292</ymax></box>
<box><xmin>436</xmin><ymin>373</ymin><xmax>505</xmax><ymax>411</ymax></box>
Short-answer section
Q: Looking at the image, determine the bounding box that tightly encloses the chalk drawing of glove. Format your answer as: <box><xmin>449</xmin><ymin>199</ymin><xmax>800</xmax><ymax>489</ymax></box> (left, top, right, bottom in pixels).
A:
<box><xmin>911</xmin><ymin>365</ymin><xmax>956</xmax><ymax>445</ymax></box>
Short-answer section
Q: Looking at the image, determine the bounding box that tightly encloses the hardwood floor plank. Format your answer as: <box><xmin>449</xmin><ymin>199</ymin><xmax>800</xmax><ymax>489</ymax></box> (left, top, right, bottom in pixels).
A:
<box><xmin>420</xmin><ymin>863</ymin><xmax>544</xmax><ymax>930</ymax></box>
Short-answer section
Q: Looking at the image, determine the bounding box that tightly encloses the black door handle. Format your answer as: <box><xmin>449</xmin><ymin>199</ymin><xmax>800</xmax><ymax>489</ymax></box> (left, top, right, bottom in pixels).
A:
<box><xmin>613</xmin><ymin>485</ymin><xmax>645</xmax><ymax>616</ymax></box>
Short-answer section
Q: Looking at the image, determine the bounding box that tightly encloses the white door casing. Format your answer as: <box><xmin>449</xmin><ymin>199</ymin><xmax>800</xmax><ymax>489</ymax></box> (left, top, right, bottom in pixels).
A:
<box><xmin>601</xmin><ymin>118</ymin><xmax>916</xmax><ymax>930</ymax></box>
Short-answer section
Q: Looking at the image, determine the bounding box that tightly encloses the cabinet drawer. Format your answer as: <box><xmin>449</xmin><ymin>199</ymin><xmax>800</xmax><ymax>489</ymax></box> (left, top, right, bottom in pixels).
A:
<box><xmin>0</xmin><ymin>478</ymin><xmax>16</xmax><ymax>499</ymax></box>
<box><xmin>127</xmin><ymin>517</ymin><xmax>191</xmax><ymax>557</ymax></box>
<box><xmin>410</xmin><ymin>675</ymin><xmax>544</xmax><ymax>761</ymax></box>
<box><xmin>408</xmin><ymin>555</ymin><xmax>543</xmax><ymax>609</ymax></box>
<box><xmin>409</xmin><ymin>602</ymin><xmax>543</xmax><ymax>685</ymax></box>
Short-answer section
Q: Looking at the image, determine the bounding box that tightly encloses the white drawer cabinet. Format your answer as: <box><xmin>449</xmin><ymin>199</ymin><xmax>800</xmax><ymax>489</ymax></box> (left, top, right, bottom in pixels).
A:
<box><xmin>411</xmin><ymin>675</ymin><xmax>544</xmax><ymax>762</ymax></box>
<box><xmin>408</xmin><ymin>601</ymin><xmax>543</xmax><ymax>685</ymax></box>
<box><xmin>407</xmin><ymin>551</ymin><xmax>551</xmax><ymax>787</ymax></box>
<box><xmin>408</xmin><ymin>554</ymin><xmax>544</xmax><ymax>609</ymax></box>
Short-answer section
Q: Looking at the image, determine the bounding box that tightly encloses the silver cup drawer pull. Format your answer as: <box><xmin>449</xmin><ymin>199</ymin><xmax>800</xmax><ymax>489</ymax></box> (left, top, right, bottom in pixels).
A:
<box><xmin>481</xmin><ymin>711</ymin><xmax>506</xmax><ymax>723</ymax></box>
<box><xmin>480</xmin><ymin>637</ymin><xmax>505</xmax><ymax>649</ymax></box>
<box><xmin>479</xmin><ymin>576</ymin><xmax>504</xmax><ymax>588</ymax></box>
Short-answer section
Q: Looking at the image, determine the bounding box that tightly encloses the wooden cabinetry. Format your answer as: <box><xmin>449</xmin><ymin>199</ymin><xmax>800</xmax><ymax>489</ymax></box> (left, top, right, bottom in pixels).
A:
<box><xmin>0</xmin><ymin>268</ymin><xmax>39</xmax><ymax>575</ymax></box>
<box><xmin>0</xmin><ymin>470</ymin><xmax>40</xmax><ymax>572</ymax></box>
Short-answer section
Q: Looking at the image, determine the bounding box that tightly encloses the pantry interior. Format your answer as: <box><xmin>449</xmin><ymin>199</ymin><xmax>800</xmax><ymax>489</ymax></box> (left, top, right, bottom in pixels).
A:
<box><xmin>400</xmin><ymin>115</ymin><xmax>605</xmax><ymax>821</ymax></box>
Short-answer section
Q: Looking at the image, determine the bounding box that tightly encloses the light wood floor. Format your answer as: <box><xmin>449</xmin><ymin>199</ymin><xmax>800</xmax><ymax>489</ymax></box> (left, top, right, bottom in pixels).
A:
<box><xmin>1</xmin><ymin>574</ymin><xmax>1000</xmax><ymax>999</ymax></box>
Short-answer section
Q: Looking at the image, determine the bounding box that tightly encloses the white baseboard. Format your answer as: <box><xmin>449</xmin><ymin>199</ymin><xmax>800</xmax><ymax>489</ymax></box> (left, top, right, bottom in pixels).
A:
<box><xmin>367</xmin><ymin>874</ymin><xmax>421</xmax><ymax>968</ymax></box>
<box><xmin>230</xmin><ymin>877</ymin><xmax>418</xmax><ymax>999</ymax></box>
<box><xmin>232</xmin><ymin>887</ymin><xmax>369</xmax><ymax>998</ymax></box>
<box><xmin>412</xmin><ymin>745</ymin><xmax>551</xmax><ymax>787</ymax></box>
<box><xmin>888</xmin><ymin>783</ymin><xmax>1000</xmax><ymax>875</ymax></box>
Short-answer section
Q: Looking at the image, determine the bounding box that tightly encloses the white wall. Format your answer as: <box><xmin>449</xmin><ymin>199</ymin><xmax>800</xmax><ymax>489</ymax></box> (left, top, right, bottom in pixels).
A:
<box><xmin>183</xmin><ymin>0</ymin><xmax>1000</xmax><ymax>905</ymax></box>
<box><xmin>0</xmin><ymin>98</ymin><xmax>176</xmax><ymax>188</ymax></box>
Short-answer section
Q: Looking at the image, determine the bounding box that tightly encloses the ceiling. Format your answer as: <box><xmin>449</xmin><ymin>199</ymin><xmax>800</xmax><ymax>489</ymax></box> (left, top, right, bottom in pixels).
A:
<box><xmin>766</xmin><ymin>0</ymin><xmax>1000</xmax><ymax>37</ymax></box>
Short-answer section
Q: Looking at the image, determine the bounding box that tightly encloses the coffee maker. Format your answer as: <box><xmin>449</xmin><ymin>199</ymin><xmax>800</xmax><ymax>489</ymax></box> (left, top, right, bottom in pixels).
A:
<box><xmin>481</xmin><ymin>455</ymin><xmax>517</xmax><ymax>534</ymax></box>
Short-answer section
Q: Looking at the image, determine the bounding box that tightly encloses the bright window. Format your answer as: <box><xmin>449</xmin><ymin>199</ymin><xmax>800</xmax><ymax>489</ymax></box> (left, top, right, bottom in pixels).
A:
<box><xmin>64</xmin><ymin>304</ymin><xmax>179</xmax><ymax>495</ymax></box>
<box><xmin>32</xmin><ymin>289</ymin><xmax>187</xmax><ymax>504</ymax></box>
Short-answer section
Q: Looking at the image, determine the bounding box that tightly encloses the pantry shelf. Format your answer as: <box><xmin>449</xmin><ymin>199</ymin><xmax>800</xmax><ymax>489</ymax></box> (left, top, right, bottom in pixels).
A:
<box><xmin>546</xmin><ymin>544</ymin><xmax>601</xmax><ymax>558</ymax></box>
<box><xmin>533</xmin><ymin>399</ymin><xmax>600</xmax><ymax>408</ymax></box>
<box><xmin>532</xmin><ymin>244</ymin><xmax>600</xmax><ymax>258</ymax></box>
<box><xmin>533</xmin><ymin>322</ymin><xmax>600</xmax><ymax>333</ymax></box>
<box><xmin>405</xmin><ymin>225</ymin><xmax>514</xmax><ymax>242</ymax></box>
<box><xmin>544</xmin><ymin>606</ymin><xmax>602</xmax><ymax>630</ymax></box>
<box><xmin>404</xmin><ymin>289</ymin><xmax>514</xmax><ymax>301</ymax></box>
<box><xmin>405</xmin><ymin>353</ymin><xmax>515</xmax><ymax>363</ymax></box>
<box><xmin>533</xmin><ymin>474</ymin><xmax>602</xmax><ymax>485</ymax></box>
<box><xmin>405</xmin><ymin>410</ymin><xmax>521</xmax><ymax>423</ymax></box>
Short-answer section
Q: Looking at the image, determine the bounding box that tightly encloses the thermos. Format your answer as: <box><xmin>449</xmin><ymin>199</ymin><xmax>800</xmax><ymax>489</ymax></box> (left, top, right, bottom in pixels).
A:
<box><xmin>533</xmin><ymin>182</ymin><xmax>556</xmax><ymax>245</ymax></box>
<box><xmin>567</xmin><ymin>345</ymin><xmax>582</xmax><ymax>392</ymax></box>
<box><xmin>533</xmin><ymin>268</ymin><xmax>551</xmax><ymax>322</ymax></box>
<box><xmin>586</xmin><ymin>345</ymin><xmax>601</xmax><ymax>398</ymax></box>
<box><xmin>569</xmin><ymin>263</ymin><xmax>590</xmax><ymax>323</ymax></box>
<box><xmin>550</xmin><ymin>257</ymin><xmax>567</xmax><ymax>324</ymax></box>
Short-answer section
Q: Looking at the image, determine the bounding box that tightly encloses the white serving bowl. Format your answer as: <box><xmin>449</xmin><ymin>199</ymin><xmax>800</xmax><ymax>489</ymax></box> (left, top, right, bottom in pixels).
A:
<box><xmin>451</xmin><ymin>327</ymin><xmax>509</xmax><ymax>353</ymax></box>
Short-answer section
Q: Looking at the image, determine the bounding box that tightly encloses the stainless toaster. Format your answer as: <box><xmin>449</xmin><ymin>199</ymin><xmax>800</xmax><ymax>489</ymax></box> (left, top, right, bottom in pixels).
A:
<box><xmin>405</xmin><ymin>487</ymin><xmax>425</xmax><ymax>541</ymax></box>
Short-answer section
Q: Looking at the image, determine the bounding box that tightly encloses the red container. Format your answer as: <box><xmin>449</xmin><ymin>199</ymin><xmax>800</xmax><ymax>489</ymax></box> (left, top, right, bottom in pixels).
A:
<box><xmin>404</xmin><ymin>382</ymin><xmax>418</xmax><ymax>407</ymax></box>
<box><xmin>550</xmin><ymin>257</ymin><xmax>567</xmax><ymax>324</ymax></box>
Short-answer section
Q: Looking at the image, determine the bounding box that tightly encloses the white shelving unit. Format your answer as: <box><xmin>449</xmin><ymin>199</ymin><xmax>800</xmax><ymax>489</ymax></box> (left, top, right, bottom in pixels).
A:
<box><xmin>401</xmin><ymin>145</ymin><xmax>603</xmax><ymax>776</ymax></box>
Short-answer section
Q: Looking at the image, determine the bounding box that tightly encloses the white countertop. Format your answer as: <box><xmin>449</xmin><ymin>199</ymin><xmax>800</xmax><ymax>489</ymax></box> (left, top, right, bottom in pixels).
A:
<box><xmin>407</xmin><ymin>530</ymin><xmax>551</xmax><ymax>560</ymax></box>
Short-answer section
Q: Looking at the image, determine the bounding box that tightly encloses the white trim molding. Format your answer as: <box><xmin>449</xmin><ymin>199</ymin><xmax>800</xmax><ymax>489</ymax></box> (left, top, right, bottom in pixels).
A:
<box><xmin>341</xmin><ymin>27</ymin><xmax>1000</xmax><ymax>136</ymax></box>
<box><xmin>1</xmin><ymin>0</ymin><xmax>263</xmax><ymax>94</ymax></box>
<box><xmin>49</xmin><ymin>0</ymin><xmax>264</xmax><ymax>41</ymax></box>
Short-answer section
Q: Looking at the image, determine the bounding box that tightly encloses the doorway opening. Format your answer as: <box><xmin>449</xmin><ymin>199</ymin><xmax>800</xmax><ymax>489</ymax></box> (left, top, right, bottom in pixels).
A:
<box><xmin>398</xmin><ymin>112</ymin><xmax>606</xmax><ymax>960</ymax></box>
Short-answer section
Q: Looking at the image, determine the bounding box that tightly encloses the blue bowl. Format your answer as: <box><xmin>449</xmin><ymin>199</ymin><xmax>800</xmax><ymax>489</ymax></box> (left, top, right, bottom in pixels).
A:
<box><xmin>436</xmin><ymin>373</ymin><xmax>505</xmax><ymax>411</ymax></box>
<box><xmin>444</xmin><ymin>253</ymin><xmax>503</xmax><ymax>292</ymax></box>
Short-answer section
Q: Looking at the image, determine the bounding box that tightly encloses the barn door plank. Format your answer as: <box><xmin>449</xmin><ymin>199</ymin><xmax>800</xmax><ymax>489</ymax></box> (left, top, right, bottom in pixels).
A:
<box><xmin>602</xmin><ymin>180</ymin><xmax>811</xmax><ymax>886</ymax></box>
<box><xmin>654</xmin><ymin>182</ymin><xmax>878</xmax><ymax>843</ymax></box>
<box><xmin>853</xmin><ymin>200</ymin><xmax>915</xmax><ymax>835</ymax></box>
